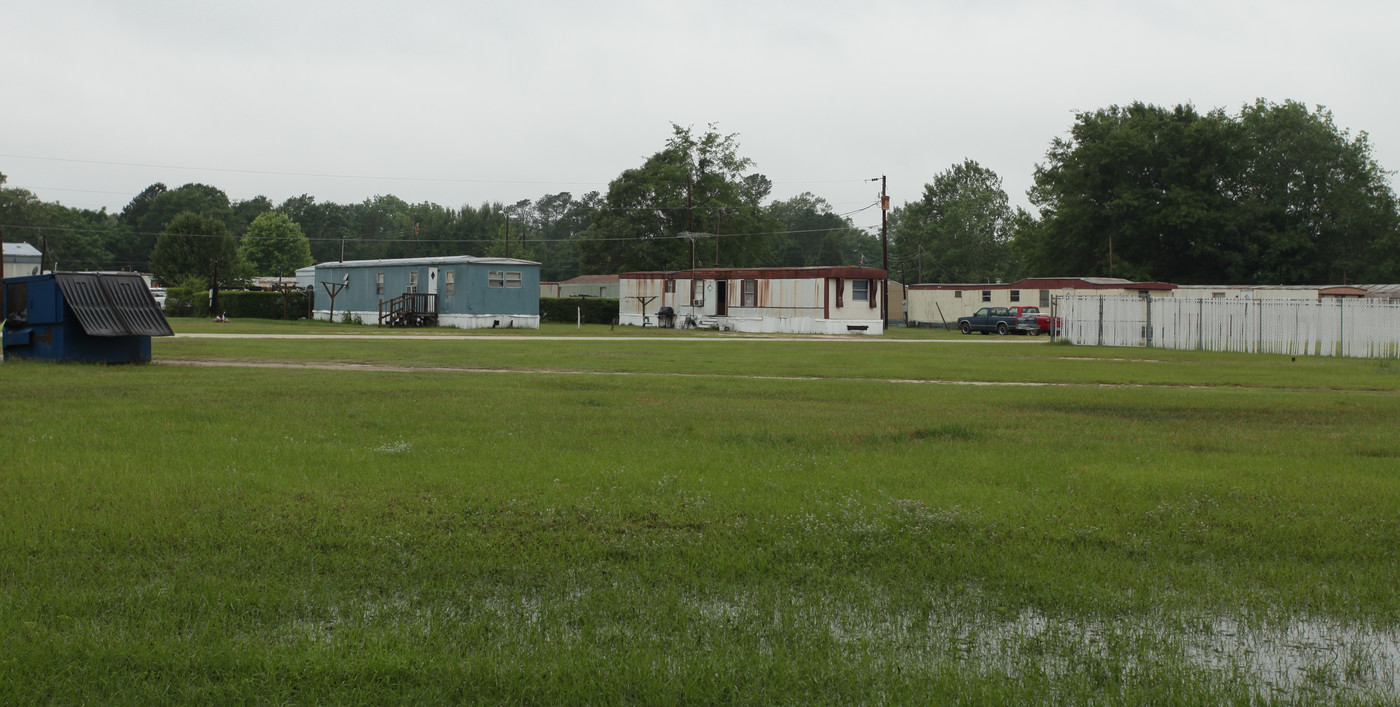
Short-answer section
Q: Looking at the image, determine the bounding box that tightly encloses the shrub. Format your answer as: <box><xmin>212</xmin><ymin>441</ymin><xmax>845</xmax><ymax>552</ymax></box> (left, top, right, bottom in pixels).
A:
<box><xmin>539</xmin><ymin>297</ymin><xmax>619</xmax><ymax>325</ymax></box>
<box><xmin>221</xmin><ymin>291</ymin><xmax>309</xmax><ymax>320</ymax></box>
<box><xmin>164</xmin><ymin>276</ymin><xmax>210</xmax><ymax>318</ymax></box>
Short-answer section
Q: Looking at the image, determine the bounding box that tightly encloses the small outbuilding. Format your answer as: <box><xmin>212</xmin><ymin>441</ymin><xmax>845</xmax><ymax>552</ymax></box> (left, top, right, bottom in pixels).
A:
<box><xmin>540</xmin><ymin>274</ymin><xmax>620</xmax><ymax>299</ymax></box>
<box><xmin>2</xmin><ymin>272</ymin><xmax>174</xmax><ymax>363</ymax></box>
<box><xmin>3</xmin><ymin>242</ymin><xmax>43</xmax><ymax>279</ymax></box>
<box><xmin>312</xmin><ymin>256</ymin><xmax>541</xmax><ymax>329</ymax></box>
<box><xmin>619</xmin><ymin>266</ymin><xmax>889</xmax><ymax>335</ymax></box>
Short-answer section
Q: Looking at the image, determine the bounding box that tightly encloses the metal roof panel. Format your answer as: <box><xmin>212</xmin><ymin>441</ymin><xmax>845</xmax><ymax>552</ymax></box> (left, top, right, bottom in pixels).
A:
<box><xmin>54</xmin><ymin>273</ymin><xmax>173</xmax><ymax>337</ymax></box>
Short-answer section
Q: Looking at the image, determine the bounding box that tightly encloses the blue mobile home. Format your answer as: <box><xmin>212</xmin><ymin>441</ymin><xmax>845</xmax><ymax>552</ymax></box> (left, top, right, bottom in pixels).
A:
<box><xmin>313</xmin><ymin>256</ymin><xmax>541</xmax><ymax>329</ymax></box>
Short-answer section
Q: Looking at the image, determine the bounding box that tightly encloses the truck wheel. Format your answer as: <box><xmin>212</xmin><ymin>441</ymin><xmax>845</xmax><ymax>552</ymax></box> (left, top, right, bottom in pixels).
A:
<box><xmin>959</xmin><ymin>321</ymin><xmax>971</xmax><ymax>334</ymax></box>
<box><xmin>997</xmin><ymin>322</ymin><xmax>1008</xmax><ymax>335</ymax></box>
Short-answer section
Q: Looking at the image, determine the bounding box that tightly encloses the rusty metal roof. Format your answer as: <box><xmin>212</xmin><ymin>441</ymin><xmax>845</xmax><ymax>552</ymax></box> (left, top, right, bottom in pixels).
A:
<box><xmin>54</xmin><ymin>272</ymin><xmax>173</xmax><ymax>337</ymax></box>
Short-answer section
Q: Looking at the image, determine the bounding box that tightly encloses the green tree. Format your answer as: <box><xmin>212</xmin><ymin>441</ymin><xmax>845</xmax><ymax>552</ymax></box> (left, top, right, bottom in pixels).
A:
<box><xmin>278</xmin><ymin>194</ymin><xmax>353</xmax><ymax>264</ymax></box>
<box><xmin>240</xmin><ymin>212</ymin><xmax>313</xmax><ymax>276</ymax></box>
<box><xmin>1235</xmin><ymin>99</ymin><xmax>1400</xmax><ymax>283</ymax></box>
<box><xmin>113</xmin><ymin>183</ymin><xmax>232</xmax><ymax>272</ymax></box>
<box><xmin>351</xmin><ymin>194</ymin><xmax>415</xmax><ymax>260</ymax></box>
<box><xmin>1021</xmin><ymin>100</ymin><xmax>1400</xmax><ymax>284</ymax></box>
<box><xmin>766</xmin><ymin>192</ymin><xmax>875</xmax><ymax>267</ymax></box>
<box><xmin>1</xmin><ymin>173</ymin><xmax>121</xmax><ymax>271</ymax></box>
<box><xmin>150</xmin><ymin>212</ymin><xmax>241</xmax><ymax>288</ymax></box>
<box><xmin>894</xmin><ymin>159</ymin><xmax>1023</xmax><ymax>283</ymax></box>
<box><xmin>229</xmin><ymin>195</ymin><xmax>274</xmax><ymax>237</ymax></box>
<box><xmin>579</xmin><ymin>124</ymin><xmax>778</xmax><ymax>273</ymax></box>
<box><xmin>530</xmin><ymin>191</ymin><xmax>597</xmax><ymax>281</ymax></box>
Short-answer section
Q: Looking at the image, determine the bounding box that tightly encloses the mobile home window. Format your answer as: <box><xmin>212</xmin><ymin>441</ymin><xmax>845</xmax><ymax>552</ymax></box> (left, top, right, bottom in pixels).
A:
<box><xmin>1010</xmin><ymin>290</ymin><xmax>1020</xmax><ymax>302</ymax></box>
<box><xmin>955</xmin><ymin>291</ymin><xmax>962</xmax><ymax>298</ymax></box>
<box><xmin>408</xmin><ymin>271</ymin><xmax>419</xmax><ymax>293</ymax></box>
<box><xmin>742</xmin><ymin>279</ymin><xmax>757</xmax><ymax>307</ymax></box>
<box><xmin>376</xmin><ymin>272</ymin><xmax>384</xmax><ymax>295</ymax></box>
<box><xmin>852</xmin><ymin>280</ymin><xmax>869</xmax><ymax>301</ymax></box>
<box><xmin>488</xmin><ymin>270</ymin><xmax>523</xmax><ymax>289</ymax></box>
<box><xmin>664</xmin><ymin>279</ymin><xmax>676</xmax><ymax>293</ymax></box>
<box><xmin>691</xmin><ymin>280</ymin><xmax>704</xmax><ymax>306</ymax></box>
<box><xmin>445</xmin><ymin>271</ymin><xmax>455</xmax><ymax>296</ymax></box>
<box><xmin>981</xmin><ymin>290</ymin><xmax>991</xmax><ymax>302</ymax></box>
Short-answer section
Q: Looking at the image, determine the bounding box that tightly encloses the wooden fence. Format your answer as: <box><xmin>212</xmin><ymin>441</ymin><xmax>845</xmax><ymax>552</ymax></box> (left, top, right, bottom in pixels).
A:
<box><xmin>1057</xmin><ymin>295</ymin><xmax>1400</xmax><ymax>358</ymax></box>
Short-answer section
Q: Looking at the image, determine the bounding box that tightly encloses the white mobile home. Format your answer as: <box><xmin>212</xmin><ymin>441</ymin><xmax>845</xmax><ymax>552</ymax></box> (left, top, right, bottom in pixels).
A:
<box><xmin>907</xmin><ymin>277</ymin><xmax>1177</xmax><ymax>328</ymax></box>
<box><xmin>619</xmin><ymin>266</ymin><xmax>889</xmax><ymax>335</ymax></box>
<box><xmin>3</xmin><ymin>242</ymin><xmax>43</xmax><ymax>279</ymax></box>
<box><xmin>1167</xmin><ymin>284</ymin><xmax>1369</xmax><ymax>301</ymax></box>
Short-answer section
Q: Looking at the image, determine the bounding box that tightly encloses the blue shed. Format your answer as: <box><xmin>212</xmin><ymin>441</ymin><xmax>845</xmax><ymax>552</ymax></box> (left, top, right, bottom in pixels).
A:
<box><xmin>312</xmin><ymin>256</ymin><xmax>541</xmax><ymax>329</ymax></box>
<box><xmin>3</xmin><ymin>272</ymin><xmax>174</xmax><ymax>363</ymax></box>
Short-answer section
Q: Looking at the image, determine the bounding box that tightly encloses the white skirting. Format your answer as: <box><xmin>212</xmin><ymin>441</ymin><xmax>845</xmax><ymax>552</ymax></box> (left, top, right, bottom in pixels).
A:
<box><xmin>618</xmin><ymin>313</ymin><xmax>883</xmax><ymax>335</ymax></box>
<box><xmin>313</xmin><ymin>310</ymin><xmax>540</xmax><ymax>330</ymax></box>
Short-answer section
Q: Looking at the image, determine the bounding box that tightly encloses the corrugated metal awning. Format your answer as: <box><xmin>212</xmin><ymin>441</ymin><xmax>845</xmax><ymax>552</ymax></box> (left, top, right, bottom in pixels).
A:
<box><xmin>54</xmin><ymin>273</ymin><xmax>174</xmax><ymax>337</ymax></box>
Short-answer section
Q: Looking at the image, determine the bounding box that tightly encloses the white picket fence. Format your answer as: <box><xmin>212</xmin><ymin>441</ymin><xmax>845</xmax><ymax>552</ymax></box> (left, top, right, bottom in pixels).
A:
<box><xmin>1056</xmin><ymin>295</ymin><xmax>1400</xmax><ymax>358</ymax></box>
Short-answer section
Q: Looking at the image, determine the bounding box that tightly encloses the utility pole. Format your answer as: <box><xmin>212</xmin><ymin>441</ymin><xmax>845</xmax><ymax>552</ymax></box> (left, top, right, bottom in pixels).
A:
<box><xmin>881</xmin><ymin>175</ymin><xmax>889</xmax><ymax>330</ymax></box>
<box><xmin>714</xmin><ymin>210</ymin><xmax>722</xmax><ymax>268</ymax></box>
<box><xmin>686</xmin><ymin>177</ymin><xmax>695</xmax><ymax>272</ymax></box>
<box><xmin>210</xmin><ymin>257</ymin><xmax>220</xmax><ymax>317</ymax></box>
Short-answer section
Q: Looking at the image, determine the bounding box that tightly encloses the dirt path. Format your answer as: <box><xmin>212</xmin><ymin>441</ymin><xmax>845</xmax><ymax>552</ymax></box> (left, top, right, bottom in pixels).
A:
<box><xmin>174</xmin><ymin>333</ymin><xmax>1043</xmax><ymax>343</ymax></box>
<box><xmin>157</xmin><ymin>358</ymin><xmax>1138</xmax><ymax>389</ymax></box>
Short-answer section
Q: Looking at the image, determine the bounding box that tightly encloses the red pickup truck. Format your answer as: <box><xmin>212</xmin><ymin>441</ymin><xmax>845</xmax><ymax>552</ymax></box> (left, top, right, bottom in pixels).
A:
<box><xmin>1007</xmin><ymin>306</ymin><xmax>1060</xmax><ymax>335</ymax></box>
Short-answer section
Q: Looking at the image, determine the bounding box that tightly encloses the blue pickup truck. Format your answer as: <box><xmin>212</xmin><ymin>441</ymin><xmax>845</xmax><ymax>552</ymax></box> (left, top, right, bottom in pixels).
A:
<box><xmin>956</xmin><ymin>306</ymin><xmax>1040</xmax><ymax>335</ymax></box>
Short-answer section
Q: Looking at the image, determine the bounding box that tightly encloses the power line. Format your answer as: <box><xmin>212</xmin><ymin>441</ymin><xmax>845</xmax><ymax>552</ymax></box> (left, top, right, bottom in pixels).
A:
<box><xmin>0</xmin><ymin>221</ymin><xmax>876</xmax><ymax>245</ymax></box>
<box><xmin>0</xmin><ymin>152</ymin><xmax>603</xmax><ymax>187</ymax></box>
<box><xmin>3</xmin><ymin>152</ymin><xmax>882</xmax><ymax>191</ymax></box>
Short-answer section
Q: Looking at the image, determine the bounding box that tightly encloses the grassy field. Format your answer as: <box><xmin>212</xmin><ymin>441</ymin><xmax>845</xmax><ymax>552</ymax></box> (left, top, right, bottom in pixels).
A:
<box><xmin>3</xmin><ymin>321</ymin><xmax>1399</xmax><ymax>704</ymax></box>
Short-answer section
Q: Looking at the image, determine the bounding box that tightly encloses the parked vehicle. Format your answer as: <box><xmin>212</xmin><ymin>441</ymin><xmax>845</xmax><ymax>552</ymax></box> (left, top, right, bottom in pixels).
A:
<box><xmin>1008</xmin><ymin>305</ymin><xmax>1060</xmax><ymax>335</ymax></box>
<box><xmin>957</xmin><ymin>306</ymin><xmax>1039</xmax><ymax>335</ymax></box>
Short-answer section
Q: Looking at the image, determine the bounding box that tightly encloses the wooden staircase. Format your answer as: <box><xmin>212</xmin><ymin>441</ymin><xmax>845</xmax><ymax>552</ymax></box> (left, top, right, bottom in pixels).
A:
<box><xmin>379</xmin><ymin>293</ymin><xmax>438</xmax><ymax>327</ymax></box>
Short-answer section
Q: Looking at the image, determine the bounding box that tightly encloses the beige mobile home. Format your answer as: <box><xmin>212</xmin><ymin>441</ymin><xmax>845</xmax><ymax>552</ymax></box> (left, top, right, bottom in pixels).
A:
<box><xmin>619</xmin><ymin>266</ymin><xmax>889</xmax><ymax>335</ymax></box>
<box><xmin>907</xmin><ymin>278</ymin><xmax>1177</xmax><ymax>328</ymax></box>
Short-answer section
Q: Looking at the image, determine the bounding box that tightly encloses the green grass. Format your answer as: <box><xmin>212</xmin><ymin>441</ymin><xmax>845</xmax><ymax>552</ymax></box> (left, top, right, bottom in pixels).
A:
<box><xmin>3</xmin><ymin>329</ymin><xmax>1399</xmax><ymax>703</ymax></box>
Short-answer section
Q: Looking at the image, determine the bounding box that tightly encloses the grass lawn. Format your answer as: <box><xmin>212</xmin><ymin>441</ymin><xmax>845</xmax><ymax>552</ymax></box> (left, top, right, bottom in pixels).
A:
<box><xmin>3</xmin><ymin>323</ymin><xmax>1398</xmax><ymax>704</ymax></box>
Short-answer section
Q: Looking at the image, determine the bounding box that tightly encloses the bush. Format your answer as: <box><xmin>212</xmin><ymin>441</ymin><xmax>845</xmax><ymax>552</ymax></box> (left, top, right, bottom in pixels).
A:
<box><xmin>539</xmin><ymin>297</ymin><xmax>619</xmax><ymax>325</ymax></box>
<box><xmin>221</xmin><ymin>291</ymin><xmax>309</xmax><ymax>320</ymax></box>
<box><xmin>164</xmin><ymin>276</ymin><xmax>210</xmax><ymax>318</ymax></box>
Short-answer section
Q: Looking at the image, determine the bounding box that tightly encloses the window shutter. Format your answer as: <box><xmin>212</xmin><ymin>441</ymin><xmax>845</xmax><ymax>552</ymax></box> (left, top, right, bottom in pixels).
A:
<box><xmin>835</xmin><ymin>278</ymin><xmax>844</xmax><ymax>307</ymax></box>
<box><xmin>869</xmin><ymin>279</ymin><xmax>878</xmax><ymax>309</ymax></box>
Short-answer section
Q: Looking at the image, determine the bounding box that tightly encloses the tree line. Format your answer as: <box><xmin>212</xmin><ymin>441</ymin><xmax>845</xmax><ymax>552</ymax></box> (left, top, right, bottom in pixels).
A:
<box><xmin>4</xmin><ymin>101</ymin><xmax>1398</xmax><ymax>289</ymax></box>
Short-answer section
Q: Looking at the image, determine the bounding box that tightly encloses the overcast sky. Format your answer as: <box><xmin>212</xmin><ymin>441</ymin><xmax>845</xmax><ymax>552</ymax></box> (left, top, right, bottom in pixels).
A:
<box><xmin>3</xmin><ymin>0</ymin><xmax>1397</xmax><ymax>236</ymax></box>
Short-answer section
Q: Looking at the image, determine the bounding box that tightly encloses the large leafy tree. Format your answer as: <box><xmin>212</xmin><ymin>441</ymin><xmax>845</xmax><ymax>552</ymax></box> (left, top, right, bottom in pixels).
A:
<box><xmin>278</xmin><ymin>194</ymin><xmax>354</xmax><ymax>264</ymax></box>
<box><xmin>150</xmin><ymin>211</ymin><xmax>241</xmax><ymax>287</ymax></box>
<box><xmin>114</xmin><ymin>182</ymin><xmax>233</xmax><ymax>272</ymax></box>
<box><xmin>893</xmin><ymin>160</ymin><xmax>1023</xmax><ymax>283</ymax></box>
<box><xmin>1235</xmin><ymin>99</ymin><xmax>1400</xmax><ymax>283</ymax></box>
<box><xmin>766</xmin><ymin>192</ymin><xmax>875</xmax><ymax>267</ymax></box>
<box><xmin>1021</xmin><ymin>100</ymin><xmax>1400</xmax><ymax>284</ymax></box>
<box><xmin>579</xmin><ymin>124</ymin><xmax>778</xmax><ymax>273</ymax></box>
<box><xmin>1</xmin><ymin>172</ymin><xmax>120</xmax><ymax>271</ymax></box>
<box><xmin>229</xmin><ymin>195</ymin><xmax>274</xmax><ymax>237</ymax></box>
<box><xmin>240</xmin><ymin>212</ymin><xmax>313</xmax><ymax>276</ymax></box>
<box><xmin>351</xmin><ymin>194</ymin><xmax>415</xmax><ymax>261</ymax></box>
<box><xmin>530</xmin><ymin>191</ymin><xmax>599</xmax><ymax>281</ymax></box>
